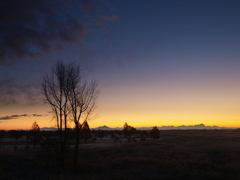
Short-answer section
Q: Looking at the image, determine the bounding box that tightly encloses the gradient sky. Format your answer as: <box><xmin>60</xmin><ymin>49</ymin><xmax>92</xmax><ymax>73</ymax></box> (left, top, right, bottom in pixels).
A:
<box><xmin>1</xmin><ymin>0</ymin><xmax>240</xmax><ymax>130</ymax></box>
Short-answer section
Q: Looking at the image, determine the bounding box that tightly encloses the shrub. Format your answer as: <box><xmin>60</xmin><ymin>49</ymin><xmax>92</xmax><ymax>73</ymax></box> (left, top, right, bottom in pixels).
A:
<box><xmin>150</xmin><ymin>126</ymin><xmax>160</xmax><ymax>139</ymax></box>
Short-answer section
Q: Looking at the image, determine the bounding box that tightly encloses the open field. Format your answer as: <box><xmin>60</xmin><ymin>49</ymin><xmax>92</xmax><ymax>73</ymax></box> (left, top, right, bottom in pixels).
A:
<box><xmin>1</xmin><ymin>130</ymin><xmax>240</xmax><ymax>179</ymax></box>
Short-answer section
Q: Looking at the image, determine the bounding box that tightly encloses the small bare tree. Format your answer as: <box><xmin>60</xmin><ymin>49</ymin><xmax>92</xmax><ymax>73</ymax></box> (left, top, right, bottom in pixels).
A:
<box><xmin>67</xmin><ymin>62</ymin><xmax>98</xmax><ymax>171</ymax></box>
<box><xmin>41</xmin><ymin>61</ymin><xmax>70</xmax><ymax>167</ymax></box>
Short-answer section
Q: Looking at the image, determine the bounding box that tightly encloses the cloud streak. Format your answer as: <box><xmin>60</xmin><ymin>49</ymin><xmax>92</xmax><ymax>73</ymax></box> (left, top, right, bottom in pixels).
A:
<box><xmin>0</xmin><ymin>114</ymin><xmax>44</xmax><ymax>121</ymax></box>
<box><xmin>32</xmin><ymin>114</ymin><xmax>43</xmax><ymax>117</ymax></box>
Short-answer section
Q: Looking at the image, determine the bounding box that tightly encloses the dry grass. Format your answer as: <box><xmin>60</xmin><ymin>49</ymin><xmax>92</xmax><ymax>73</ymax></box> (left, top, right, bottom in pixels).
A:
<box><xmin>1</xmin><ymin>130</ymin><xmax>240</xmax><ymax>179</ymax></box>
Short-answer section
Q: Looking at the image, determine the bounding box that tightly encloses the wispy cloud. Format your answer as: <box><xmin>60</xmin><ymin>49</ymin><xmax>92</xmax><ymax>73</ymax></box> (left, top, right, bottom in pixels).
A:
<box><xmin>0</xmin><ymin>114</ymin><xmax>27</xmax><ymax>120</ymax></box>
<box><xmin>0</xmin><ymin>114</ymin><xmax>44</xmax><ymax>121</ymax></box>
<box><xmin>32</xmin><ymin>114</ymin><xmax>43</xmax><ymax>117</ymax></box>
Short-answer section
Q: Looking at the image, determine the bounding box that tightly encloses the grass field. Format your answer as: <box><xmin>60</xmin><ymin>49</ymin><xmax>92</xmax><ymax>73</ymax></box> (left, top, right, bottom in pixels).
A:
<box><xmin>1</xmin><ymin>130</ymin><xmax>240</xmax><ymax>179</ymax></box>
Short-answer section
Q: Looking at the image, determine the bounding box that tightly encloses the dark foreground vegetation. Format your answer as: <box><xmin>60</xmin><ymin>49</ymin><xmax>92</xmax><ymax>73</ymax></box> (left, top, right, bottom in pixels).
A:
<box><xmin>1</xmin><ymin>130</ymin><xmax>240</xmax><ymax>179</ymax></box>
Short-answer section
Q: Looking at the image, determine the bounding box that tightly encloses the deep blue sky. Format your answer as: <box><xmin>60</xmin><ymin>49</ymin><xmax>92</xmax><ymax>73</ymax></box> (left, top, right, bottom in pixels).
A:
<box><xmin>1</xmin><ymin>0</ymin><xmax>240</xmax><ymax>129</ymax></box>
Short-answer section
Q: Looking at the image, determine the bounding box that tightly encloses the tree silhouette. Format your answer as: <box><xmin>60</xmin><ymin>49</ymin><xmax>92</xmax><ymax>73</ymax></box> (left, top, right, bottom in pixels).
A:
<box><xmin>150</xmin><ymin>126</ymin><xmax>160</xmax><ymax>139</ymax></box>
<box><xmin>67</xmin><ymin>62</ymin><xmax>98</xmax><ymax>171</ymax></box>
<box><xmin>28</xmin><ymin>121</ymin><xmax>42</xmax><ymax>149</ymax></box>
<box><xmin>80</xmin><ymin>121</ymin><xmax>92</xmax><ymax>144</ymax></box>
<box><xmin>42</xmin><ymin>61</ymin><xmax>98</xmax><ymax>170</ymax></box>
<box><xmin>123</xmin><ymin>122</ymin><xmax>137</xmax><ymax>138</ymax></box>
<box><xmin>41</xmin><ymin>61</ymin><xmax>71</xmax><ymax>167</ymax></box>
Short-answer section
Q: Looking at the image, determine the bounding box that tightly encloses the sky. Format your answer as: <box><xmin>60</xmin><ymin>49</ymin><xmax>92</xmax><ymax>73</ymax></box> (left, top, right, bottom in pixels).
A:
<box><xmin>1</xmin><ymin>0</ymin><xmax>240</xmax><ymax>130</ymax></box>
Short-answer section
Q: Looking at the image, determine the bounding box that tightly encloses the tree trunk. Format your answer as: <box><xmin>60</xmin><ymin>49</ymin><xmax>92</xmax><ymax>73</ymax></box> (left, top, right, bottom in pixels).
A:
<box><xmin>58</xmin><ymin>129</ymin><xmax>65</xmax><ymax>168</ymax></box>
<box><xmin>73</xmin><ymin>124</ymin><xmax>80</xmax><ymax>171</ymax></box>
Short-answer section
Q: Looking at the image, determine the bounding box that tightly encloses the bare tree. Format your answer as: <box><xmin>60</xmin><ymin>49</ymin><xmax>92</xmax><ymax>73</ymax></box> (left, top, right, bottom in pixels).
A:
<box><xmin>67</xmin><ymin>62</ymin><xmax>98</xmax><ymax>171</ymax></box>
<box><xmin>42</xmin><ymin>61</ymin><xmax>98</xmax><ymax>170</ymax></box>
<box><xmin>41</xmin><ymin>61</ymin><xmax>70</xmax><ymax>167</ymax></box>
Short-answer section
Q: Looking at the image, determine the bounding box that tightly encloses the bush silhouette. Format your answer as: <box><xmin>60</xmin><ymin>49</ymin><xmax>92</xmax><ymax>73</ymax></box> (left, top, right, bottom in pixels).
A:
<box><xmin>150</xmin><ymin>126</ymin><xmax>160</xmax><ymax>139</ymax></box>
<box><xmin>123</xmin><ymin>122</ymin><xmax>137</xmax><ymax>138</ymax></box>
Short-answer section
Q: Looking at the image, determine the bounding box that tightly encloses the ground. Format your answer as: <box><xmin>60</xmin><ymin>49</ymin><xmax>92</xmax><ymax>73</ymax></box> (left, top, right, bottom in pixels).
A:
<box><xmin>1</xmin><ymin>130</ymin><xmax>240</xmax><ymax>179</ymax></box>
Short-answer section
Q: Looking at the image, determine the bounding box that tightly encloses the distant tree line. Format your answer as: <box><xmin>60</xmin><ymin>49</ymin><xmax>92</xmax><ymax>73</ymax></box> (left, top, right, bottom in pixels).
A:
<box><xmin>0</xmin><ymin>123</ymin><xmax>160</xmax><ymax>143</ymax></box>
<box><xmin>0</xmin><ymin>123</ymin><xmax>160</xmax><ymax>142</ymax></box>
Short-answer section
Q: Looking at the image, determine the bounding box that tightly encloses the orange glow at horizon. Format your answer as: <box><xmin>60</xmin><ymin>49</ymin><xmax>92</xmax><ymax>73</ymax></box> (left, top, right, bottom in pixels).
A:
<box><xmin>1</xmin><ymin>111</ymin><xmax>240</xmax><ymax>130</ymax></box>
<box><xmin>1</xmin><ymin>75</ymin><xmax>240</xmax><ymax>130</ymax></box>
<box><xmin>1</xmin><ymin>115</ymin><xmax>240</xmax><ymax>130</ymax></box>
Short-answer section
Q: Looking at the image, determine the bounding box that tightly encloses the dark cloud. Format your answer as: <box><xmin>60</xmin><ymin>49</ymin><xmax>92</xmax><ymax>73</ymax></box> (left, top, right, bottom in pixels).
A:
<box><xmin>0</xmin><ymin>0</ymin><xmax>86</xmax><ymax>62</ymax></box>
<box><xmin>0</xmin><ymin>0</ymin><xmax>119</xmax><ymax>63</ymax></box>
<box><xmin>0</xmin><ymin>114</ymin><xmax>27</xmax><ymax>120</ymax></box>
<box><xmin>0</xmin><ymin>114</ymin><xmax>44</xmax><ymax>120</ymax></box>
<box><xmin>32</xmin><ymin>114</ymin><xmax>43</xmax><ymax>117</ymax></box>
<box><xmin>0</xmin><ymin>0</ymin><xmax>119</xmax><ymax>107</ymax></box>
